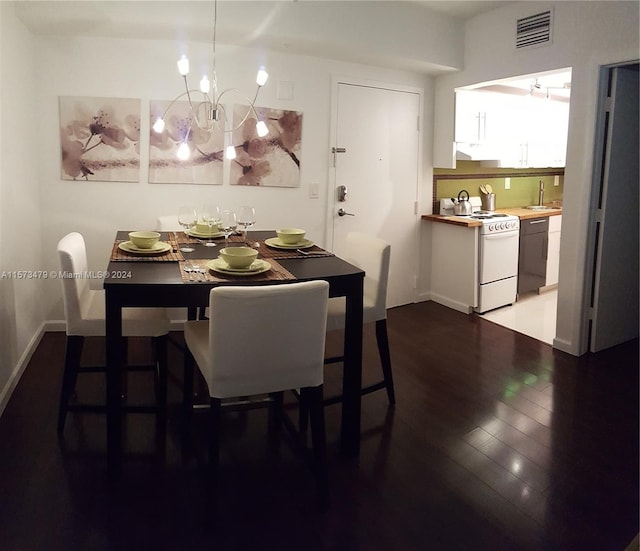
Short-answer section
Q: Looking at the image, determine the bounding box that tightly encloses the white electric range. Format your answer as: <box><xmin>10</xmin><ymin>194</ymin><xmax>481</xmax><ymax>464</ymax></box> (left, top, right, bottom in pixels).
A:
<box><xmin>440</xmin><ymin>197</ymin><xmax>520</xmax><ymax>313</ymax></box>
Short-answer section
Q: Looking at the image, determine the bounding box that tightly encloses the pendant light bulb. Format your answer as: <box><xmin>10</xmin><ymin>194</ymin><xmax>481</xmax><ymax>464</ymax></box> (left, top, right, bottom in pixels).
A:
<box><xmin>256</xmin><ymin>68</ymin><xmax>269</xmax><ymax>87</ymax></box>
<box><xmin>177</xmin><ymin>55</ymin><xmax>190</xmax><ymax>76</ymax></box>
<box><xmin>152</xmin><ymin>118</ymin><xmax>165</xmax><ymax>133</ymax></box>
<box><xmin>177</xmin><ymin>142</ymin><xmax>191</xmax><ymax>160</ymax></box>
<box><xmin>200</xmin><ymin>75</ymin><xmax>210</xmax><ymax>94</ymax></box>
<box><xmin>225</xmin><ymin>145</ymin><xmax>237</xmax><ymax>160</ymax></box>
<box><xmin>256</xmin><ymin>120</ymin><xmax>269</xmax><ymax>137</ymax></box>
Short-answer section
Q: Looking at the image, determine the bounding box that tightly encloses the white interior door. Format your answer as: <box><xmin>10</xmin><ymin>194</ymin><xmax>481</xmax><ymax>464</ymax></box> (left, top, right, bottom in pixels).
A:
<box><xmin>331</xmin><ymin>81</ymin><xmax>421</xmax><ymax>308</ymax></box>
<box><xmin>590</xmin><ymin>65</ymin><xmax>639</xmax><ymax>352</ymax></box>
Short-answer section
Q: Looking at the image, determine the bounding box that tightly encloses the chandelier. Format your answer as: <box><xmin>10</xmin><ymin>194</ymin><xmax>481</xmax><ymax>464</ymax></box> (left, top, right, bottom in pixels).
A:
<box><xmin>152</xmin><ymin>0</ymin><xmax>269</xmax><ymax>161</ymax></box>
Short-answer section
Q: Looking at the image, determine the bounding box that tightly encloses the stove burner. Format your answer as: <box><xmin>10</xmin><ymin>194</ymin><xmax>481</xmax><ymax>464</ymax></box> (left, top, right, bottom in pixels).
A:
<box><xmin>471</xmin><ymin>211</ymin><xmax>509</xmax><ymax>219</ymax></box>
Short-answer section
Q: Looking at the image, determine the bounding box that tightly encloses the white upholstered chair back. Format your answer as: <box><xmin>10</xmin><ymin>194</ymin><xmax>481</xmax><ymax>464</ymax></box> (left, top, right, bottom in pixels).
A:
<box><xmin>187</xmin><ymin>281</ymin><xmax>329</xmax><ymax>399</ymax></box>
<box><xmin>57</xmin><ymin>232</ymin><xmax>95</xmax><ymax>336</ymax></box>
<box><xmin>156</xmin><ymin>215</ymin><xmax>182</xmax><ymax>231</ymax></box>
<box><xmin>328</xmin><ymin>232</ymin><xmax>390</xmax><ymax>329</ymax></box>
<box><xmin>57</xmin><ymin>232</ymin><xmax>169</xmax><ymax>338</ymax></box>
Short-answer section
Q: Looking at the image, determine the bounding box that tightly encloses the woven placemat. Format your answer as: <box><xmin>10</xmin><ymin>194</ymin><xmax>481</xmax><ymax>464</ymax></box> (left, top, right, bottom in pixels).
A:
<box><xmin>175</xmin><ymin>232</ymin><xmax>334</xmax><ymax>260</ymax></box>
<box><xmin>179</xmin><ymin>258</ymin><xmax>295</xmax><ymax>283</ymax></box>
<box><xmin>110</xmin><ymin>235</ymin><xmax>184</xmax><ymax>262</ymax></box>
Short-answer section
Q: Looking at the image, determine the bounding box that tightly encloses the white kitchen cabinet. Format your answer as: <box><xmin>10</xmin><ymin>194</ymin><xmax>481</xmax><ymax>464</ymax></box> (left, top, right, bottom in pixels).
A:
<box><xmin>430</xmin><ymin>222</ymin><xmax>479</xmax><ymax>313</ymax></box>
<box><xmin>455</xmin><ymin>90</ymin><xmax>525</xmax><ymax>145</ymax></box>
<box><xmin>455</xmin><ymin>89</ymin><xmax>569</xmax><ymax>167</ymax></box>
<box><xmin>524</xmin><ymin>100</ymin><xmax>569</xmax><ymax>168</ymax></box>
<box><xmin>545</xmin><ymin>215</ymin><xmax>562</xmax><ymax>286</ymax></box>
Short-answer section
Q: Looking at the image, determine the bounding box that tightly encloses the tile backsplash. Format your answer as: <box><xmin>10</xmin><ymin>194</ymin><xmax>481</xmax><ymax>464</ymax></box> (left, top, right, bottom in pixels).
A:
<box><xmin>433</xmin><ymin>161</ymin><xmax>564</xmax><ymax>212</ymax></box>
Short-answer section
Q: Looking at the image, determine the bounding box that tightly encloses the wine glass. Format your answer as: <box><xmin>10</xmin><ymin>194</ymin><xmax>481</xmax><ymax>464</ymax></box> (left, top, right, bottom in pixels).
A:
<box><xmin>237</xmin><ymin>206</ymin><xmax>256</xmax><ymax>244</ymax></box>
<box><xmin>220</xmin><ymin>210</ymin><xmax>237</xmax><ymax>247</ymax></box>
<box><xmin>200</xmin><ymin>203</ymin><xmax>220</xmax><ymax>247</ymax></box>
<box><xmin>177</xmin><ymin>206</ymin><xmax>197</xmax><ymax>253</ymax></box>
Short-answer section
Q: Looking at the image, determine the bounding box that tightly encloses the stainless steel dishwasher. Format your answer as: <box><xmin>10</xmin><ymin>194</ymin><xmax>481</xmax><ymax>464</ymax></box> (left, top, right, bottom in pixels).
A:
<box><xmin>518</xmin><ymin>217</ymin><xmax>549</xmax><ymax>294</ymax></box>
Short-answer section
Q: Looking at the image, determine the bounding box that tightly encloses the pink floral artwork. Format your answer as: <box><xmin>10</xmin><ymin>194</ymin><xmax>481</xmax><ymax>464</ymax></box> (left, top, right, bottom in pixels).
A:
<box><xmin>59</xmin><ymin>97</ymin><xmax>141</xmax><ymax>182</ymax></box>
<box><xmin>230</xmin><ymin>106</ymin><xmax>302</xmax><ymax>187</ymax></box>
<box><xmin>148</xmin><ymin>100</ymin><xmax>224</xmax><ymax>185</ymax></box>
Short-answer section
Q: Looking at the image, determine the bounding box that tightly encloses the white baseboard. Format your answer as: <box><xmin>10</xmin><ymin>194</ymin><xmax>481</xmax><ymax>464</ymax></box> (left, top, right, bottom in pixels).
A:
<box><xmin>430</xmin><ymin>293</ymin><xmax>473</xmax><ymax>314</ymax></box>
<box><xmin>552</xmin><ymin>336</ymin><xmax>576</xmax><ymax>355</ymax></box>
<box><xmin>0</xmin><ymin>323</ymin><xmax>45</xmax><ymax>418</ymax></box>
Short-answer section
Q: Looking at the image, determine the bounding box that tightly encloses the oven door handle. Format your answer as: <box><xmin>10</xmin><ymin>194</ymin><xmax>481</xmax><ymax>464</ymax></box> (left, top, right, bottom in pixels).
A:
<box><xmin>484</xmin><ymin>233</ymin><xmax>518</xmax><ymax>240</ymax></box>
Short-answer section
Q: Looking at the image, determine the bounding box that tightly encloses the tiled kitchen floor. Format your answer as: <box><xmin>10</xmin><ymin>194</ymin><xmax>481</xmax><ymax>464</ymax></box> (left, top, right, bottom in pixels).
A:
<box><xmin>481</xmin><ymin>289</ymin><xmax>558</xmax><ymax>345</ymax></box>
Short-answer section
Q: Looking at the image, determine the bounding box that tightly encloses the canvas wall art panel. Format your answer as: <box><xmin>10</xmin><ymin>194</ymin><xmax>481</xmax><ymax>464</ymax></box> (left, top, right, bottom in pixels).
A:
<box><xmin>59</xmin><ymin>96</ymin><xmax>141</xmax><ymax>182</ymax></box>
<box><xmin>149</xmin><ymin>100</ymin><xmax>224</xmax><ymax>185</ymax></box>
<box><xmin>229</xmin><ymin>106</ymin><xmax>302</xmax><ymax>187</ymax></box>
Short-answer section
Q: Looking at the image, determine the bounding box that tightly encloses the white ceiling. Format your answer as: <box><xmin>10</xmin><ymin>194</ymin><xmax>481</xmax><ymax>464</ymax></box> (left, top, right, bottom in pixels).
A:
<box><xmin>15</xmin><ymin>1</ymin><xmax>513</xmax><ymax>42</ymax></box>
<box><xmin>14</xmin><ymin>1</ymin><xmax>515</xmax><ymax>75</ymax></box>
<box><xmin>415</xmin><ymin>1</ymin><xmax>515</xmax><ymax>19</ymax></box>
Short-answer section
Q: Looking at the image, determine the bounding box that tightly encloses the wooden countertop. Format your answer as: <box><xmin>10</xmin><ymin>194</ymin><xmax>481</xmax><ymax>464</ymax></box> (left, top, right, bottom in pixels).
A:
<box><xmin>421</xmin><ymin>214</ymin><xmax>482</xmax><ymax>227</ymax></box>
<box><xmin>494</xmin><ymin>206</ymin><xmax>562</xmax><ymax>220</ymax></box>
<box><xmin>422</xmin><ymin>206</ymin><xmax>562</xmax><ymax>226</ymax></box>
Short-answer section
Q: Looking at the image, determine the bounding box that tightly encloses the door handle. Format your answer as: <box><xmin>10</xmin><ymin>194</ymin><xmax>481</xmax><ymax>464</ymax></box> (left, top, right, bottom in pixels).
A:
<box><xmin>338</xmin><ymin>208</ymin><xmax>355</xmax><ymax>217</ymax></box>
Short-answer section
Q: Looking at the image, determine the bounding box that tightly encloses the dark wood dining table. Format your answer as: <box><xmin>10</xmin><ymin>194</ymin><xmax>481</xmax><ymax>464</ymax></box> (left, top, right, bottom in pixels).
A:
<box><xmin>104</xmin><ymin>230</ymin><xmax>364</xmax><ymax>472</ymax></box>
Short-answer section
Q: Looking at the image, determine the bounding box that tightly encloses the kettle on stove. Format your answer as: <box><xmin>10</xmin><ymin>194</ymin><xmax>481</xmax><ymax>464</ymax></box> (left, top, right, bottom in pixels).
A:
<box><xmin>451</xmin><ymin>189</ymin><xmax>473</xmax><ymax>215</ymax></box>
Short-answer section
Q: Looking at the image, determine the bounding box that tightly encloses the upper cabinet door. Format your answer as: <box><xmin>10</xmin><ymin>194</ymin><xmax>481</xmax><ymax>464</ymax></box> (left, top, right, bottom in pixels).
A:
<box><xmin>454</xmin><ymin>89</ymin><xmax>569</xmax><ymax>167</ymax></box>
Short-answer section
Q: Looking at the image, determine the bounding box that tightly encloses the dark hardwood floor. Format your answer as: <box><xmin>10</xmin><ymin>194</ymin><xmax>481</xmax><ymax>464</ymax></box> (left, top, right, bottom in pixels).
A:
<box><xmin>0</xmin><ymin>301</ymin><xmax>637</xmax><ymax>550</ymax></box>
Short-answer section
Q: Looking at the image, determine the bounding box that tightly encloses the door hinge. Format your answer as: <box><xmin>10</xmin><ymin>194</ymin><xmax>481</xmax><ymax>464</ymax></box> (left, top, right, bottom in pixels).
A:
<box><xmin>414</xmin><ymin>201</ymin><xmax>419</xmax><ymax>214</ymax></box>
<box><xmin>417</xmin><ymin>116</ymin><xmax>420</xmax><ymax>132</ymax></box>
<box><xmin>331</xmin><ymin>146</ymin><xmax>347</xmax><ymax>167</ymax></box>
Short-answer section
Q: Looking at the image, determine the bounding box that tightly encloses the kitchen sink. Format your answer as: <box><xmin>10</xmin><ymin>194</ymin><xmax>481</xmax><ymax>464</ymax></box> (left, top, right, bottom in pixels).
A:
<box><xmin>525</xmin><ymin>205</ymin><xmax>556</xmax><ymax>210</ymax></box>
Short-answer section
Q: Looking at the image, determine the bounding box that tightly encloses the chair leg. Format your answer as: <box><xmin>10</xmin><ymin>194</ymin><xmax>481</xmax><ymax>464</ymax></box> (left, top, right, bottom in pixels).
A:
<box><xmin>375</xmin><ymin>319</ymin><xmax>395</xmax><ymax>405</ymax></box>
<box><xmin>298</xmin><ymin>390</ymin><xmax>309</xmax><ymax>433</ymax></box>
<box><xmin>268</xmin><ymin>391</ymin><xmax>284</xmax><ymax>437</ymax></box>
<box><xmin>57</xmin><ymin>335</ymin><xmax>84</xmax><ymax>435</ymax></box>
<box><xmin>182</xmin><ymin>347</ymin><xmax>195</xmax><ymax>420</ymax></box>
<box><xmin>154</xmin><ymin>335</ymin><xmax>168</xmax><ymax>435</ymax></box>
<box><xmin>305</xmin><ymin>385</ymin><xmax>329</xmax><ymax>508</ymax></box>
<box><xmin>208</xmin><ymin>397</ymin><xmax>222</xmax><ymax>498</ymax></box>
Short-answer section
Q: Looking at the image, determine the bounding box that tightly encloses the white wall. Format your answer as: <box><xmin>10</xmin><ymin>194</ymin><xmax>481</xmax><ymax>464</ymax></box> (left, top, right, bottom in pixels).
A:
<box><xmin>0</xmin><ymin>4</ymin><xmax>43</xmax><ymax>414</ymax></box>
<box><xmin>433</xmin><ymin>1</ymin><xmax>640</xmax><ymax>355</ymax></box>
<box><xmin>35</xmin><ymin>34</ymin><xmax>432</xmax><ymax>323</ymax></box>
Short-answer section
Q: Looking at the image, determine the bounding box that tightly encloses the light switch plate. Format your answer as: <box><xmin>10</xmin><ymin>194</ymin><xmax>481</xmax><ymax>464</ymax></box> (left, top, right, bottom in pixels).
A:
<box><xmin>505</xmin><ymin>177</ymin><xmax>511</xmax><ymax>190</ymax></box>
<box><xmin>309</xmin><ymin>182</ymin><xmax>319</xmax><ymax>199</ymax></box>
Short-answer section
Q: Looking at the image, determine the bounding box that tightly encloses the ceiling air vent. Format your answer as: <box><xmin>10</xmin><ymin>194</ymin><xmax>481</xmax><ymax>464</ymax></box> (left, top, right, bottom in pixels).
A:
<box><xmin>516</xmin><ymin>10</ymin><xmax>553</xmax><ymax>49</ymax></box>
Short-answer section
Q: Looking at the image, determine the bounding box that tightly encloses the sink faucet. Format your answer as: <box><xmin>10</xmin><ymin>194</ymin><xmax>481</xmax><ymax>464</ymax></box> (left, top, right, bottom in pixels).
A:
<box><xmin>538</xmin><ymin>180</ymin><xmax>544</xmax><ymax>207</ymax></box>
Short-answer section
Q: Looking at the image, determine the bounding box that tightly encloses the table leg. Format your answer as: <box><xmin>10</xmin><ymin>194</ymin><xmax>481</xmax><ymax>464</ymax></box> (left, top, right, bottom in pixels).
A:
<box><xmin>341</xmin><ymin>277</ymin><xmax>364</xmax><ymax>457</ymax></box>
<box><xmin>106</xmin><ymin>293</ymin><xmax>123</xmax><ymax>475</ymax></box>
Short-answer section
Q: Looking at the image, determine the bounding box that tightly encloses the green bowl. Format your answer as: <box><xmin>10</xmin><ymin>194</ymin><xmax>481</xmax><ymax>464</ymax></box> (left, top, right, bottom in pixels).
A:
<box><xmin>129</xmin><ymin>231</ymin><xmax>161</xmax><ymax>249</ymax></box>
<box><xmin>219</xmin><ymin>246</ymin><xmax>258</xmax><ymax>269</ymax></box>
<box><xmin>276</xmin><ymin>228</ymin><xmax>306</xmax><ymax>245</ymax></box>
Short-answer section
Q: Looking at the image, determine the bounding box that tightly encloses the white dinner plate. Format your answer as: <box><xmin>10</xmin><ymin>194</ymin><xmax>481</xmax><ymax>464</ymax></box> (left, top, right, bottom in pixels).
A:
<box><xmin>265</xmin><ymin>237</ymin><xmax>314</xmax><ymax>250</ymax></box>
<box><xmin>206</xmin><ymin>258</ymin><xmax>271</xmax><ymax>276</ymax></box>
<box><xmin>118</xmin><ymin>241</ymin><xmax>171</xmax><ymax>254</ymax></box>
<box><xmin>186</xmin><ymin>228</ymin><xmax>225</xmax><ymax>239</ymax></box>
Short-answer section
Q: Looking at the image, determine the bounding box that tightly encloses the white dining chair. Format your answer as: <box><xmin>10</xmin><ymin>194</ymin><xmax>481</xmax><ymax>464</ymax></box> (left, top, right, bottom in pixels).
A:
<box><xmin>325</xmin><ymin>232</ymin><xmax>395</xmax><ymax>404</ymax></box>
<box><xmin>156</xmin><ymin>215</ymin><xmax>182</xmax><ymax>232</ymax></box>
<box><xmin>182</xmin><ymin>281</ymin><xmax>330</xmax><ymax>507</ymax></box>
<box><xmin>56</xmin><ymin>232</ymin><xmax>170</xmax><ymax>434</ymax></box>
<box><xmin>157</xmin><ymin>214</ymin><xmax>209</xmax><ymax>322</ymax></box>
